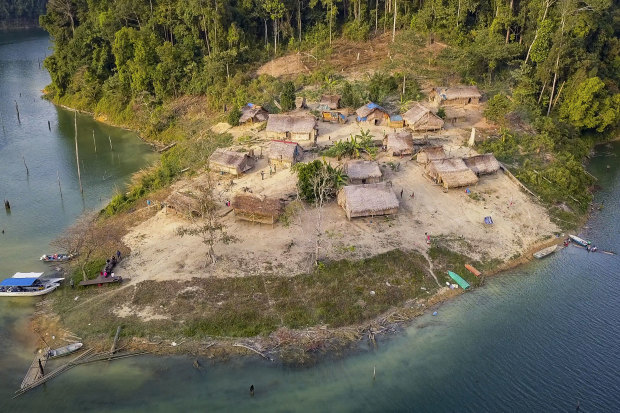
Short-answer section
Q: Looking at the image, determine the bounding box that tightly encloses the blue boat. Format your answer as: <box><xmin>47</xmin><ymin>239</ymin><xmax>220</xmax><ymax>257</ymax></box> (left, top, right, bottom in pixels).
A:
<box><xmin>448</xmin><ymin>271</ymin><xmax>470</xmax><ymax>289</ymax></box>
<box><xmin>569</xmin><ymin>234</ymin><xmax>590</xmax><ymax>247</ymax></box>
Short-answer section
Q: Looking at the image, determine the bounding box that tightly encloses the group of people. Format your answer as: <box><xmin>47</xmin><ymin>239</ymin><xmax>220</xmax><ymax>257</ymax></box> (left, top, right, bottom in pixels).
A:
<box><xmin>101</xmin><ymin>250</ymin><xmax>122</xmax><ymax>278</ymax></box>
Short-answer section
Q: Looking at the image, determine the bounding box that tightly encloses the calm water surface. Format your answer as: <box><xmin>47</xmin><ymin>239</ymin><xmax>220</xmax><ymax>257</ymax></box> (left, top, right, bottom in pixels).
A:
<box><xmin>1</xmin><ymin>30</ymin><xmax>619</xmax><ymax>412</ymax></box>
<box><xmin>0</xmin><ymin>28</ymin><xmax>156</xmax><ymax>409</ymax></box>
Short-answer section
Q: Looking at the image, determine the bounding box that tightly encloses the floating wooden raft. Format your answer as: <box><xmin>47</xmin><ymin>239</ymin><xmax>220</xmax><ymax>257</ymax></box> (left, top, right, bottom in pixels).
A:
<box><xmin>465</xmin><ymin>264</ymin><xmax>481</xmax><ymax>277</ymax></box>
<box><xmin>20</xmin><ymin>348</ymin><xmax>49</xmax><ymax>389</ymax></box>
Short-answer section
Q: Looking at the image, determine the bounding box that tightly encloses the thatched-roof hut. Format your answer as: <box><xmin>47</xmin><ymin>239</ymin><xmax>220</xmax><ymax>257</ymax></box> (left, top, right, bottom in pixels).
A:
<box><xmin>166</xmin><ymin>190</ymin><xmax>201</xmax><ymax>217</ymax></box>
<box><xmin>266</xmin><ymin>114</ymin><xmax>318</xmax><ymax>141</ymax></box>
<box><xmin>344</xmin><ymin>160</ymin><xmax>382</xmax><ymax>184</ymax></box>
<box><xmin>209</xmin><ymin>148</ymin><xmax>255</xmax><ymax>176</ymax></box>
<box><xmin>232</xmin><ymin>194</ymin><xmax>285</xmax><ymax>224</ymax></box>
<box><xmin>267</xmin><ymin>140</ymin><xmax>304</xmax><ymax>168</ymax></box>
<box><xmin>403</xmin><ymin>103</ymin><xmax>444</xmax><ymax>131</ymax></box>
<box><xmin>337</xmin><ymin>183</ymin><xmax>399</xmax><ymax>220</ymax></box>
<box><xmin>426</xmin><ymin>158</ymin><xmax>479</xmax><ymax>189</ymax></box>
<box><xmin>384</xmin><ymin>131</ymin><xmax>414</xmax><ymax>156</ymax></box>
<box><xmin>463</xmin><ymin>153</ymin><xmax>500</xmax><ymax>175</ymax></box>
<box><xmin>417</xmin><ymin>146</ymin><xmax>446</xmax><ymax>164</ymax></box>
<box><xmin>239</xmin><ymin>103</ymin><xmax>269</xmax><ymax>124</ymax></box>
<box><xmin>356</xmin><ymin>103</ymin><xmax>389</xmax><ymax>126</ymax></box>
<box><xmin>429</xmin><ymin>86</ymin><xmax>482</xmax><ymax>106</ymax></box>
<box><xmin>319</xmin><ymin>94</ymin><xmax>341</xmax><ymax>110</ymax></box>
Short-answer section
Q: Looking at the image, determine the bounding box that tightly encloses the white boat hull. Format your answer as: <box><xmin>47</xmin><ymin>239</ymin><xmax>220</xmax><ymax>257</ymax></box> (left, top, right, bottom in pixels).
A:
<box><xmin>0</xmin><ymin>283</ymin><xmax>59</xmax><ymax>297</ymax></box>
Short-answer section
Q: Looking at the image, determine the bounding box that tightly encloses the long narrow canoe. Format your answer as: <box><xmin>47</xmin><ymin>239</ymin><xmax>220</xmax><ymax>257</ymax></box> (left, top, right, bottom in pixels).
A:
<box><xmin>47</xmin><ymin>342</ymin><xmax>83</xmax><ymax>359</ymax></box>
<box><xmin>569</xmin><ymin>234</ymin><xmax>590</xmax><ymax>247</ymax></box>
<box><xmin>464</xmin><ymin>264</ymin><xmax>481</xmax><ymax>277</ymax></box>
<box><xmin>533</xmin><ymin>245</ymin><xmax>558</xmax><ymax>259</ymax></box>
<box><xmin>448</xmin><ymin>271</ymin><xmax>470</xmax><ymax>289</ymax></box>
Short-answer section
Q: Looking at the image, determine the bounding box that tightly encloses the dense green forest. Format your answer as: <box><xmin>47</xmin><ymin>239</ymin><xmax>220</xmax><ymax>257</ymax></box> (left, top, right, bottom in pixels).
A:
<box><xmin>0</xmin><ymin>0</ymin><xmax>47</xmax><ymax>26</ymax></box>
<box><xmin>40</xmin><ymin>0</ymin><xmax>620</xmax><ymax>224</ymax></box>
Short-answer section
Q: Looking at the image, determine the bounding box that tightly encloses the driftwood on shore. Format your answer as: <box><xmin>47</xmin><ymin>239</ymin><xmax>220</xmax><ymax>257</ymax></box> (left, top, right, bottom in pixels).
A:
<box><xmin>233</xmin><ymin>343</ymin><xmax>273</xmax><ymax>361</ymax></box>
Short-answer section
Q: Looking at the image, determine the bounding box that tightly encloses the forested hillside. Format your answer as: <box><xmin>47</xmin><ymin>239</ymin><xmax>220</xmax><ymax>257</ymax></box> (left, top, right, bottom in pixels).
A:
<box><xmin>0</xmin><ymin>0</ymin><xmax>47</xmax><ymax>27</ymax></box>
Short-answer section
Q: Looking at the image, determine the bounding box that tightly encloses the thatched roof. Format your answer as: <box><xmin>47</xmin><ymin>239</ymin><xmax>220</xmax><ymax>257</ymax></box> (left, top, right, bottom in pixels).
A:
<box><xmin>345</xmin><ymin>160</ymin><xmax>382</xmax><ymax>180</ymax></box>
<box><xmin>356</xmin><ymin>102</ymin><xmax>387</xmax><ymax>118</ymax></box>
<box><xmin>427</xmin><ymin>158</ymin><xmax>479</xmax><ymax>188</ymax></box>
<box><xmin>463</xmin><ymin>153</ymin><xmax>500</xmax><ymax>175</ymax></box>
<box><xmin>403</xmin><ymin>103</ymin><xmax>431</xmax><ymax>124</ymax></box>
<box><xmin>166</xmin><ymin>191</ymin><xmax>201</xmax><ymax>215</ymax></box>
<box><xmin>239</xmin><ymin>104</ymin><xmax>268</xmax><ymax>123</ymax></box>
<box><xmin>385</xmin><ymin>131</ymin><xmax>414</xmax><ymax>154</ymax></box>
<box><xmin>209</xmin><ymin>148</ymin><xmax>251</xmax><ymax>168</ymax></box>
<box><xmin>418</xmin><ymin>146</ymin><xmax>446</xmax><ymax>162</ymax></box>
<box><xmin>268</xmin><ymin>140</ymin><xmax>303</xmax><ymax>163</ymax></box>
<box><xmin>434</xmin><ymin>86</ymin><xmax>481</xmax><ymax>100</ymax></box>
<box><xmin>233</xmin><ymin>194</ymin><xmax>284</xmax><ymax>218</ymax></box>
<box><xmin>320</xmin><ymin>94</ymin><xmax>341</xmax><ymax>110</ymax></box>
<box><xmin>338</xmin><ymin>183</ymin><xmax>399</xmax><ymax>215</ymax></box>
<box><xmin>266</xmin><ymin>114</ymin><xmax>316</xmax><ymax>133</ymax></box>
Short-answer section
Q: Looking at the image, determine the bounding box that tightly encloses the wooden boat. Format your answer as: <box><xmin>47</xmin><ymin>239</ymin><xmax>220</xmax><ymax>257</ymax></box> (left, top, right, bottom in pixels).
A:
<box><xmin>47</xmin><ymin>342</ymin><xmax>83</xmax><ymax>359</ymax></box>
<box><xmin>464</xmin><ymin>264</ymin><xmax>481</xmax><ymax>277</ymax></box>
<box><xmin>533</xmin><ymin>245</ymin><xmax>558</xmax><ymax>259</ymax></box>
<box><xmin>448</xmin><ymin>271</ymin><xmax>470</xmax><ymax>289</ymax></box>
<box><xmin>0</xmin><ymin>273</ymin><xmax>62</xmax><ymax>297</ymax></box>
<box><xmin>40</xmin><ymin>253</ymin><xmax>74</xmax><ymax>262</ymax></box>
<box><xmin>569</xmin><ymin>234</ymin><xmax>590</xmax><ymax>247</ymax></box>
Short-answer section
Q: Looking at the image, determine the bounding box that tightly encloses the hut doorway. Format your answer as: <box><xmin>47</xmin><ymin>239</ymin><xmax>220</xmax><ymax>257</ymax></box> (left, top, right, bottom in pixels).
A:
<box><xmin>468</xmin><ymin>98</ymin><xmax>472</xmax><ymax>104</ymax></box>
<box><xmin>362</xmin><ymin>179</ymin><xmax>367</xmax><ymax>184</ymax></box>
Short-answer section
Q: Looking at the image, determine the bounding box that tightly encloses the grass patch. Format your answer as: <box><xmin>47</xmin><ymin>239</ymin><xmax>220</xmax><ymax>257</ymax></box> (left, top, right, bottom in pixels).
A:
<box><xmin>428</xmin><ymin>240</ymin><xmax>485</xmax><ymax>288</ymax></box>
<box><xmin>52</xmin><ymin>250</ymin><xmax>439</xmax><ymax>340</ymax></box>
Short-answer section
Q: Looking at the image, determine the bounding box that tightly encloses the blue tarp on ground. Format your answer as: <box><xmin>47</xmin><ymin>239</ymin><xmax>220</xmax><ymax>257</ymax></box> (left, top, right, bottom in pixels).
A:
<box><xmin>484</xmin><ymin>216</ymin><xmax>494</xmax><ymax>225</ymax></box>
<box><xmin>0</xmin><ymin>277</ymin><xmax>38</xmax><ymax>287</ymax></box>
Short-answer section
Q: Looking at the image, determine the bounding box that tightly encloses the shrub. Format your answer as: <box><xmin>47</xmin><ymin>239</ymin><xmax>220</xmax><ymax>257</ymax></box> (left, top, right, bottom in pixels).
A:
<box><xmin>280</xmin><ymin>81</ymin><xmax>296</xmax><ymax>111</ymax></box>
<box><xmin>342</xmin><ymin>20</ymin><xmax>370</xmax><ymax>42</ymax></box>
<box><xmin>484</xmin><ymin>93</ymin><xmax>513</xmax><ymax>126</ymax></box>
<box><xmin>227</xmin><ymin>106</ymin><xmax>241</xmax><ymax>126</ymax></box>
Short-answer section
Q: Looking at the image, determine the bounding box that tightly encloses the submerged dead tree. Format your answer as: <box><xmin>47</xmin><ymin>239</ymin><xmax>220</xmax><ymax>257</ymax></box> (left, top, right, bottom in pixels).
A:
<box><xmin>176</xmin><ymin>173</ymin><xmax>238</xmax><ymax>266</ymax></box>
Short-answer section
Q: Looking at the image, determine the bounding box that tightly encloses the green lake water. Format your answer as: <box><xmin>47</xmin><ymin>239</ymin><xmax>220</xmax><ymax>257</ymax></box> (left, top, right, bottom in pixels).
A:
<box><xmin>1</xmin><ymin>29</ymin><xmax>619</xmax><ymax>412</ymax></box>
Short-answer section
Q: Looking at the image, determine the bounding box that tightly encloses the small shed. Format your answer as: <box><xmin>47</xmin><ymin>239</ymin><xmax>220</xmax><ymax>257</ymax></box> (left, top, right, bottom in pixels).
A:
<box><xmin>344</xmin><ymin>160</ymin><xmax>382</xmax><ymax>184</ymax></box>
<box><xmin>356</xmin><ymin>103</ymin><xmax>390</xmax><ymax>126</ymax></box>
<box><xmin>417</xmin><ymin>146</ymin><xmax>446</xmax><ymax>164</ymax></box>
<box><xmin>267</xmin><ymin>140</ymin><xmax>304</xmax><ymax>169</ymax></box>
<box><xmin>429</xmin><ymin>86</ymin><xmax>482</xmax><ymax>106</ymax></box>
<box><xmin>426</xmin><ymin>158</ymin><xmax>479</xmax><ymax>189</ymax></box>
<box><xmin>232</xmin><ymin>194</ymin><xmax>285</xmax><ymax>224</ymax></box>
<box><xmin>266</xmin><ymin>114</ymin><xmax>318</xmax><ymax>141</ymax></box>
<box><xmin>319</xmin><ymin>94</ymin><xmax>341</xmax><ymax>110</ymax></box>
<box><xmin>321</xmin><ymin>110</ymin><xmax>347</xmax><ymax>124</ymax></box>
<box><xmin>239</xmin><ymin>103</ymin><xmax>269</xmax><ymax>124</ymax></box>
<box><xmin>388</xmin><ymin>115</ymin><xmax>405</xmax><ymax>128</ymax></box>
<box><xmin>337</xmin><ymin>183</ymin><xmax>399</xmax><ymax>220</ymax></box>
<box><xmin>402</xmin><ymin>103</ymin><xmax>444</xmax><ymax>131</ymax></box>
<box><xmin>384</xmin><ymin>131</ymin><xmax>414</xmax><ymax>156</ymax></box>
<box><xmin>209</xmin><ymin>148</ymin><xmax>255</xmax><ymax>176</ymax></box>
<box><xmin>463</xmin><ymin>153</ymin><xmax>500</xmax><ymax>176</ymax></box>
<box><xmin>166</xmin><ymin>190</ymin><xmax>201</xmax><ymax>217</ymax></box>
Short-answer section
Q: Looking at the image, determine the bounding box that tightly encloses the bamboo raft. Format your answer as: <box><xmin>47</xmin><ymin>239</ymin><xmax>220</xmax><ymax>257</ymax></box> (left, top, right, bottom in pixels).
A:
<box><xmin>20</xmin><ymin>348</ymin><xmax>49</xmax><ymax>389</ymax></box>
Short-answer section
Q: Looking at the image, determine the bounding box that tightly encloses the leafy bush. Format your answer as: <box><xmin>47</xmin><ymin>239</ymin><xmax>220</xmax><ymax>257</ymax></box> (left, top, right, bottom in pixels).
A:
<box><xmin>484</xmin><ymin>93</ymin><xmax>513</xmax><ymax>126</ymax></box>
<box><xmin>280</xmin><ymin>81</ymin><xmax>296</xmax><ymax>111</ymax></box>
<box><xmin>322</xmin><ymin>130</ymin><xmax>377</xmax><ymax>159</ymax></box>
<box><xmin>368</xmin><ymin>72</ymin><xmax>398</xmax><ymax>103</ymax></box>
<box><xmin>437</xmin><ymin>108</ymin><xmax>446</xmax><ymax>119</ymax></box>
<box><xmin>342</xmin><ymin>20</ymin><xmax>371</xmax><ymax>41</ymax></box>
<box><xmin>292</xmin><ymin>160</ymin><xmax>347</xmax><ymax>203</ymax></box>
<box><xmin>227</xmin><ymin>106</ymin><xmax>241</xmax><ymax>126</ymax></box>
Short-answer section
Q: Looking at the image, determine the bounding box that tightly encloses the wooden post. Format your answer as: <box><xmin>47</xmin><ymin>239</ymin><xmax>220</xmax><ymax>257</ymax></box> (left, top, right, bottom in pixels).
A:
<box><xmin>74</xmin><ymin>112</ymin><xmax>83</xmax><ymax>194</ymax></box>
<box><xmin>57</xmin><ymin>170</ymin><xmax>63</xmax><ymax>198</ymax></box>
<box><xmin>48</xmin><ymin>120</ymin><xmax>51</xmax><ymax>131</ymax></box>
<box><xmin>92</xmin><ymin>130</ymin><xmax>97</xmax><ymax>152</ymax></box>
<box><xmin>15</xmin><ymin>101</ymin><xmax>21</xmax><ymax>124</ymax></box>
<box><xmin>22</xmin><ymin>156</ymin><xmax>29</xmax><ymax>175</ymax></box>
<box><xmin>110</xmin><ymin>326</ymin><xmax>121</xmax><ymax>354</ymax></box>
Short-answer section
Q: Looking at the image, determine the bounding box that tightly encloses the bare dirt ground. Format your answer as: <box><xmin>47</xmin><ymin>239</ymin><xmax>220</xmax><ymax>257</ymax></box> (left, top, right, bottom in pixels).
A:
<box><xmin>118</xmin><ymin>113</ymin><xmax>557</xmax><ymax>303</ymax></box>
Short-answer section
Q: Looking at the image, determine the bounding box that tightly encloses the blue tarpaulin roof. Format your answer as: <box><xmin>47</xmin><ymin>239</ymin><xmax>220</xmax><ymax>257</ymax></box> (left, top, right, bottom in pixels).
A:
<box><xmin>366</xmin><ymin>102</ymin><xmax>381</xmax><ymax>109</ymax></box>
<box><xmin>1</xmin><ymin>278</ymin><xmax>38</xmax><ymax>287</ymax></box>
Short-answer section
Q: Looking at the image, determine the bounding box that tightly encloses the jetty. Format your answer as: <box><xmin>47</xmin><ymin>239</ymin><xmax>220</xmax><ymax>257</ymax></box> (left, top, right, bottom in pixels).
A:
<box><xmin>19</xmin><ymin>348</ymin><xmax>49</xmax><ymax>389</ymax></box>
<box><xmin>79</xmin><ymin>275</ymin><xmax>124</xmax><ymax>287</ymax></box>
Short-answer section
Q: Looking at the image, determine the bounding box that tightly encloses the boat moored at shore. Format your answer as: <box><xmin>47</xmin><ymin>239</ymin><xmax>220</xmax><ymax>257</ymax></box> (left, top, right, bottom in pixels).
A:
<box><xmin>0</xmin><ymin>273</ymin><xmax>63</xmax><ymax>297</ymax></box>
